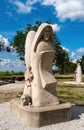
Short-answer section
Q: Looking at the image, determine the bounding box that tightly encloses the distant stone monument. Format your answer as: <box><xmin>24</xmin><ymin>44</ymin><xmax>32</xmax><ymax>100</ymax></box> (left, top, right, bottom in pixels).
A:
<box><xmin>64</xmin><ymin>63</ymin><xmax>84</xmax><ymax>84</ymax></box>
<box><xmin>75</xmin><ymin>63</ymin><xmax>83</xmax><ymax>83</ymax></box>
<box><xmin>10</xmin><ymin>23</ymin><xmax>71</xmax><ymax>127</ymax></box>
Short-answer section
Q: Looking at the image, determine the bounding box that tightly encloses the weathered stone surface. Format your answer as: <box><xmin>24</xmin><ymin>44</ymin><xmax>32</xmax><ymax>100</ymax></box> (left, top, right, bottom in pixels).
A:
<box><xmin>64</xmin><ymin>63</ymin><xmax>84</xmax><ymax>85</ymax></box>
<box><xmin>10</xmin><ymin>23</ymin><xmax>71</xmax><ymax>127</ymax></box>
<box><xmin>10</xmin><ymin>99</ymin><xmax>71</xmax><ymax>127</ymax></box>
<box><xmin>75</xmin><ymin>63</ymin><xmax>83</xmax><ymax>83</ymax></box>
<box><xmin>22</xmin><ymin>23</ymin><xmax>59</xmax><ymax>107</ymax></box>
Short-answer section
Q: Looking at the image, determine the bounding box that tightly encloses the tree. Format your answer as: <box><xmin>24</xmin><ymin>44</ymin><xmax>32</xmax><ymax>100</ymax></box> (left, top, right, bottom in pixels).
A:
<box><xmin>80</xmin><ymin>55</ymin><xmax>84</xmax><ymax>73</ymax></box>
<box><xmin>5</xmin><ymin>46</ymin><xmax>11</xmax><ymax>52</ymax></box>
<box><xmin>12</xmin><ymin>20</ymin><xmax>72</xmax><ymax>74</ymax></box>
<box><xmin>0</xmin><ymin>40</ymin><xmax>13</xmax><ymax>53</ymax></box>
<box><xmin>13</xmin><ymin>31</ymin><xmax>26</xmax><ymax>60</ymax></box>
<box><xmin>54</xmin><ymin>45</ymin><xmax>70</xmax><ymax>74</ymax></box>
<box><xmin>12</xmin><ymin>21</ymin><xmax>44</xmax><ymax>60</ymax></box>
<box><xmin>12</xmin><ymin>20</ymin><xmax>60</xmax><ymax>60</ymax></box>
<box><xmin>0</xmin><ymin>42</ymin><xmax>4</xmax><ymax>51</ymax></box>
<box><xmin>68</xmin><ymin>61</ymin><xmax>76</xmax><ymax>73</ymax></box>
<box><xmin>75</xmin><ymin>55</ymin><xmax>84</xmax><ymax>74</ymax></box>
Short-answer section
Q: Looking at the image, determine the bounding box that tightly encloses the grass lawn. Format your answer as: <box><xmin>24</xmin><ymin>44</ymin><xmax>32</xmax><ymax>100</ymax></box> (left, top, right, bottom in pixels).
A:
<box><xmin>56</xmin><ymin>74</ymin><xmax>84</xmax><ymax>105</ymax></box>
<box><xmin>0</xmin><ymin>74</ymin><xmax>84</xmax><ymax>105</ymax></box>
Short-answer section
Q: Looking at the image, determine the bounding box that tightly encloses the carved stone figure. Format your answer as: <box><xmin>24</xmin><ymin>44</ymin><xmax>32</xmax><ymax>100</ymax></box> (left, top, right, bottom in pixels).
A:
<box><xmin>22</xmin><ymin>23</ymin><xmax>59</xmax><ymax>107</ymax></box>
<box><xmin>22</xmin><ymin>31</ymin><xmax>35</xmax><ymax>105</ymax></box>
<box><xmin>11</xmin><ymin>23</ymin><xmax>71</xmax><ymax>127</ymax></box>
<box><xmin>75</xmin><ymin>63</ymin><xmax>83</xmax><ymax>83</ymax></box>
<box><xmin>21</xmin><ymin>94</ymin><xmax>32</xmax><ymax>106</ymax></box>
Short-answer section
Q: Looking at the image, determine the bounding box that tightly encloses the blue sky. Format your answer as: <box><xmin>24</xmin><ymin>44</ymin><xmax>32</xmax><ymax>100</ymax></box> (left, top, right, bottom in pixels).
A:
<box><xmin>0</xmin><ymin>0</ymin><xmax>84</xmax><ymax>71</ymax></box>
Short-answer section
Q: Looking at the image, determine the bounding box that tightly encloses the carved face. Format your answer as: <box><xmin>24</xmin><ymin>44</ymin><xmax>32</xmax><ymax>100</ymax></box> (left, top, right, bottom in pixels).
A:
<box><xmin>21</xmin><ymin>95</ymin><xmax>26</xmax><ymax>102</ymax></box>
<box><xmin>43</xmin><ymin>27</ymin><xmax>51</xmax><ymax>41</ymax></box>
<box><xmin>21</xmin><ymin>95</ymin><xmax>32</xmax><ymax>106</ymax></box>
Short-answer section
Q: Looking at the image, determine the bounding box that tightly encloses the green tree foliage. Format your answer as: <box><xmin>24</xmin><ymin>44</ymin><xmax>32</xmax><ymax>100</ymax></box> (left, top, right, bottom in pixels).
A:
<box><xmin>12</xmin><ymin>20</ymin><xmax>76</xmax><ymax>74</ymax></box>
<box><xmin>68</xmin><ymin>61</ymin><xmax>76</xmax><ymax>73</ymax></box>
<box><xmin>13</xmin><ymin>31</ymin><xmax>26</xmax><ymax>60</ymax></box>
<box><xmin>0</xmin><ymin>41</ymin><xmax>12</xmax><ymax>53</ymax></box>
<box><xmin>13</xmin><ymin>20</ymin><xmax>61</xmax><ymax>59</ymax></box>
<box><xmin>54</xmin><ymin>45</ymin><xmax>70</xmax><ymax>74</ymax></box>
<box><xmin>80</xmin><ymin>55</ymin><xmax>84</xmax><ymax>73</ymax></box>
<box><xmin>12</xmin><ymin>21</ymin><xmax>43</xmax><ymax>60</ymax></box>
<box><xmin>76</xmin><ymin>55</ymin><xmax>84</xmax><ymax>74</ymax></box>
<box><xmin>0</xmin><ymin>42</ymin><xmax>4</xmax><ymax>51</ymax></box>
<box><xmin>5</xmin><ymin>46</ymin><xmax>11</xmax><ymax>52</ymax></box>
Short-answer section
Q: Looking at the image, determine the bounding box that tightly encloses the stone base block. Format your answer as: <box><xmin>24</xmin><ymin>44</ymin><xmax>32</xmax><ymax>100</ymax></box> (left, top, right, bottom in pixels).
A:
<box><xmin>10</xmin><ymin>99</ymin><xmax>71</xmax><ymax>127</ymax></box>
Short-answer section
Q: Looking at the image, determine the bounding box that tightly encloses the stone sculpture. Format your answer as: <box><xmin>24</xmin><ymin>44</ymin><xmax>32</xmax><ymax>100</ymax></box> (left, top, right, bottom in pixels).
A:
<box><xmin>75</xmin><ymin>63</ymin><xmax>83</xmax><ymax>83</ymax></box>
<box><xmin>10</xmin><ymin>23</ymin><xmax>71</xmax><ymax>127</ymax></box>
<box><xmin>21</xmin><ymin>23</ymin><xmax>59</xmax><ymax>106</ymax></box>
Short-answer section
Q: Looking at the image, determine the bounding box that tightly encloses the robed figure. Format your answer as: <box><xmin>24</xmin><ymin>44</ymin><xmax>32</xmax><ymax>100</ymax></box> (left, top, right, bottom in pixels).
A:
<box><xmin>21</xmin><ymin>23</ymin><xmax>59</xmax><ymax>107</ymax></box>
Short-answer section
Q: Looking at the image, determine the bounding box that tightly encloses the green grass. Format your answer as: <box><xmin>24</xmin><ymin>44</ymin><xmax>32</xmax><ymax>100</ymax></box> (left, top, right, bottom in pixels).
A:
<box><xmin>55</xmin><ymin>74</ymin><xmax>84</xmax><ymax>81</ymax></box>
<box><xmin>57</xmin><ymin>82</ymin><xmax>84</xmax><ymax>88</ymax></box>
<box><xmin>55</xmin><ymin>74</ymin><xmax>74</xmax><ymax>79</ymax></box>
<box><xmin>0</xmin><ymin>71</ymin><xmax>24</xmax><ymax>77</ymax></box>
<box><xmin>57</xmin><ymin>90</ymin><xmax>84</xmax><ymax>101</ymax></box>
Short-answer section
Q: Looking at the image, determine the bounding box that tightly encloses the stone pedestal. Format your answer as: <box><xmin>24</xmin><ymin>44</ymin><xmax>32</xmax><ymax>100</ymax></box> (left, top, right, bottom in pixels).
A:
<box><xmin>10</xmin><ymin>99</ymin><xmax>71</xmax><ymax>127</ymax></box>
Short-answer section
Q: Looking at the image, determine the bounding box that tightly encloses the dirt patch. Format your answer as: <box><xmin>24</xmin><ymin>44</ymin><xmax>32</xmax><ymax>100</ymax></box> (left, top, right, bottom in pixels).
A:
<box><xmin>0</xmin><ymin>87</ymin><xmax>23</xmax><ymax>104</ymax></box>
<box><xmin>0</xmin><ymin>81</ymin><xmax>84</xmax><ymax>105</ymax></box>
<box><xmin>57</xmin><ymin>87</ymin><xmax>84</xmax><ymax>93</ymax></box>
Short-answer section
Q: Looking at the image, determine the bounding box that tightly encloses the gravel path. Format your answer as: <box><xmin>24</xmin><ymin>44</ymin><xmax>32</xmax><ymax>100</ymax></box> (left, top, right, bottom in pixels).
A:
<box><xmin>0</xmin><ymin>102</ymin><xmax>84</xmax><ymax>130</ymax></box>
<box><xmin>0</xmin><ymin>82</ymin><xmax>24</xmax><ymax>90</ymax></box>
<box><xmin>0</xmin><ymin>83</ymin><xmax>84</xmax><ymax>130</ymax></box>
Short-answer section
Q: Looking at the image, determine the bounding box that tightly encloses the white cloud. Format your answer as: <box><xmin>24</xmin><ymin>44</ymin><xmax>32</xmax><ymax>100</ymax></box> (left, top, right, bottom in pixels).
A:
<box><xmin>69</xmin><ymin>51</ymin><xmax>76</xmax><ymax>63</ymax></box>
<box><xmin>71</xmin><ymin>52</ymin><xmax>76</xmax><ymax>58</ymax></box>
<box><xmin>59</xmin><ymin>47</ymin><xmax>81</xmax><ymax>63</ymax></box>
<box><xmin>0</xmin><ymin>35</ymin><xmax>3</xmax><ymax>43</ymax></box>
<box><xmin>0</xmin><ymin>35</ymin><xmax>9</xmax><ymax>47</ymax></box>
<box><xmin>51</xmin><ymin>24</ymin><xmax>60</xmax><ymax>32</ymax></box>
<box><xmin>42</xmin><ymin>0</ymin><xmax>55</xmax><ymax>5</ymax></box>
<box><xmin>76</xmin><ymin>47</ymin><xmax>84</xmax><ymax>53</ymax></box>
<box><xmin>26</xmin><ymin>0</ymin><xmax>39</xmax><ymax>5</ymax></box>
<box><xmin>0</xmin><ymin>34</ymin><xmax>16</xmax><ymax>52</ymax></box>
<box><xmin>0</xmin><ymin>58</ymin><xmax>25</xmax><ymax>72</ymax></box>
<box><xmin>0</xmin><ymin>59</ymin><xmax>11</xmax><ymax>66</ymax></box>
<box><xmin>3</xmin><ymin>38</ymin><xmax>9</xmax><ymax>47</ymax></box>
<box><xmin>42</xmin><ymin>0</ymin><xmax>84</xmax><ymax>21</ymax></box>
<box><xmin>56</xmin><ymin>0</ymin><xmax>84</xmax><ymax>21</ymax></box>
<box><xmin>61</xmin><ymin>45</ymin><xmax>70</xmax><ymax>52</ymax></box>
<box><xmin>9</xmin><ymin>0</ymin><xmax>39</xmax><ymax>13</ymax></box>
<box><xmin>9</xmin><ymin>0</ymin><xmax>84</xmax><ymax>21</ymax></box>
<box><xmin>71</xmin><ymin>58</ymin><xmax>77</xmax><ymax>63</ymax></box>
<box><xmin>69</xmin><ymin>50</ymin><xmax>83</xmax><ymax>63</ymax></box>
<box><xmin>14</xmin><ymin>1</ymin><xmax>32</xmax><ymax>13</ymax></box>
